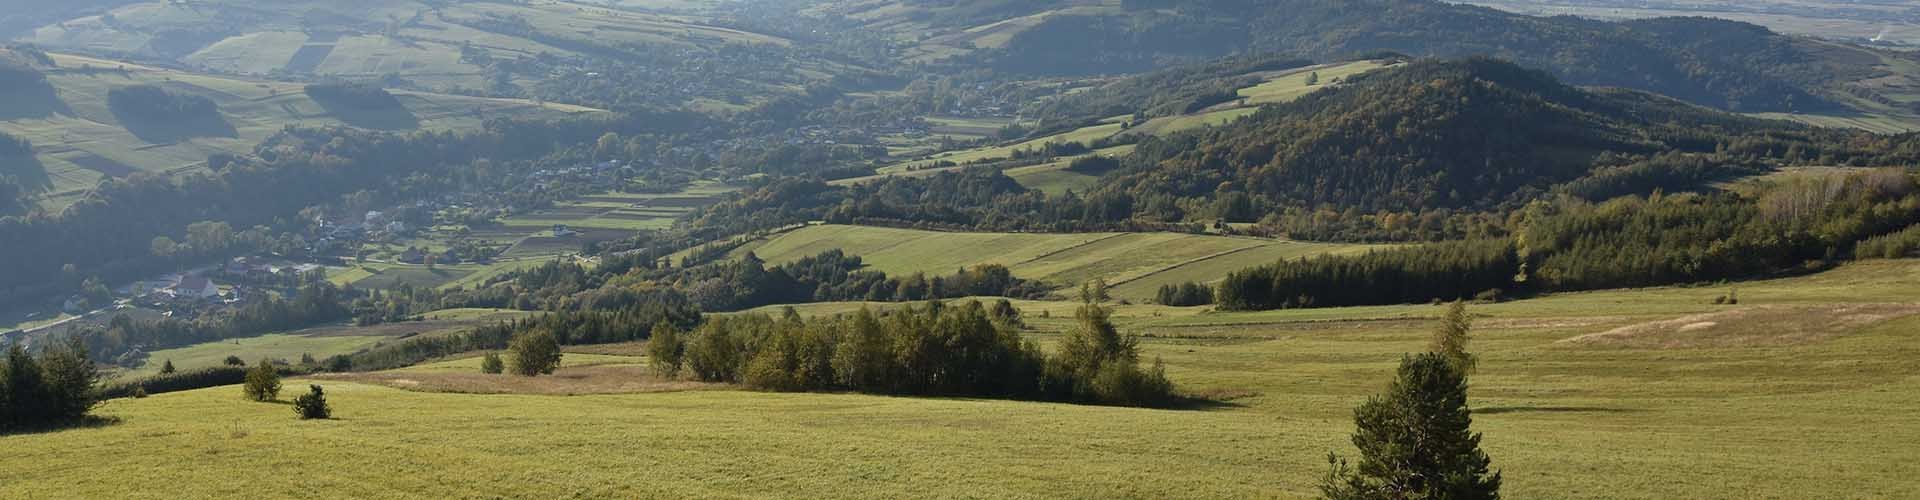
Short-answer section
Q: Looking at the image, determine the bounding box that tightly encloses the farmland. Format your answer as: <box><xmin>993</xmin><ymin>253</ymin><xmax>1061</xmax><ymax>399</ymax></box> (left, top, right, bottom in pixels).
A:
<box><xmin>118</xmin><ymin>308</ymin><xmax>530</xmax><ymax>379</ymax></box>
<box><xmin>725</xmin><ymin>224</ymin><xmax>1378</xmax><ymax>301</ymax></box>
<box><xmin>8</xmin><ymin>259</ymin><xmax>1920</xmax><ymax>497</ymax></box>
<box><xmin>0</xmin><ymin>52</ymin><xmax>603</xmax><ymax>210</ymax></box>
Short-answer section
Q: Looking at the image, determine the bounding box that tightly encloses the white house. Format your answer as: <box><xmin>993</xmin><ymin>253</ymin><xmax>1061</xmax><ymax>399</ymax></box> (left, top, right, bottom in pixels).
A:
<box><xmin>171</xmin><ymin>276</ymin><xmax>220</xmax><ymax>299</ymax></box>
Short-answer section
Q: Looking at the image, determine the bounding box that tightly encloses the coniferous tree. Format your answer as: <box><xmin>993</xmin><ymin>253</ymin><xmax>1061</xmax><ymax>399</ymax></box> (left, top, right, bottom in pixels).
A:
<box><xmin>292</xmin><ymin>384</ymin><xmax>330</xmax><ymax>420</ymax></box>
<box><xmin>160</xmin><ymin>359</ymin><xmax>176</xmax><ymax>374</ymax></box>
<box><xmin>1321</xmin><ymin>353</ymin><xmax>1501</xmax><ymax>500</ymax></box>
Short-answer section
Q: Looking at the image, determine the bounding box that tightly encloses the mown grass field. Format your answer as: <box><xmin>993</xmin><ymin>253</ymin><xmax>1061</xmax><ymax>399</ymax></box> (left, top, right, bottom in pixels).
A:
<box><xmin>727</xmin><ymin>224</ymin><xmax>1377</xmax><ymax>301</ymax></box>
<box><xmin>0</xmin><ymin>52</ymin><xmax>602</xmax><ymax>210</ymax></box>
<box><xmin>9</xmin><ymin>259</ymin><xmax>1920</xmax><ymax>497</ymax></box>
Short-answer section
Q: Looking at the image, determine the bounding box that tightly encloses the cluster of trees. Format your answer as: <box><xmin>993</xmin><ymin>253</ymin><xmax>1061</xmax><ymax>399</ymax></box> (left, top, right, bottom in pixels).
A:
<box><xmin>678</xmin><ymin>250</ymin><xmax>1048</xmax><ymax>311</ymax></box>
<box><xmin>1218</xmin><ymin>239</ymin><xmax>1518</xmax><ymax>311</ymax></box>
<box><xmin>661</xmin><ymin>300</ymin><xmax>1175</xmax><ymax>407</ymax></box>
<box><xmin>105</xmin><ymin>85</ymin><xmax>219</xmax><ymax>121</ymax></box>
<box><xmin>1216</xmin><ymin>168</ymin><xmax>1920</xmax><ymax>311</ymax></box>
<box><xmin>1</xmin><ymin>339</ymin><xmax>99</xmax><ymax>432</ymax></box>
<box><xmin>63</xmin><ymin>282</ymin><xmax>351</xmax><ymax>365</ymax></box>
<box><xmin>1154</xmin><ymin>281</ymin><xmax>1214</xmax><ymax>307</ymax></box>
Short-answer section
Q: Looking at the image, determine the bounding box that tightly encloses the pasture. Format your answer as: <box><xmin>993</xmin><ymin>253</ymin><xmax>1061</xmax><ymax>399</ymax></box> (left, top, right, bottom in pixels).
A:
<box><xmin>9</xmin><ymin>259</ymin><xmax>1920</xmax><ymax>497</ymax></box>
<box><xmin>118</xmin><ymin>309</ymin><xmax>529</xmax><ymax>379</ymax></box>
<box><xmin>727</xmin><ymin>224</ymin><xmax>1377</xmax><ymax>301</ymax></box>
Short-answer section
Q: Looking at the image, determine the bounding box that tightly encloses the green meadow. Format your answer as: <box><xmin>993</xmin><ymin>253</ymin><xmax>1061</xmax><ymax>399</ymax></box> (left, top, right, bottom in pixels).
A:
<box><xmin>8</xmin><ymin>259</ymin><xmax>1920</xmax><ymax>498</ymax></box>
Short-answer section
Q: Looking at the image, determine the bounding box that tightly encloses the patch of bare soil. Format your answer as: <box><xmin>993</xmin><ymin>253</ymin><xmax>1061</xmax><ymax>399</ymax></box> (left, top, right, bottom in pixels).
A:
<box><xmin>1557</xmin><ymin>303</ymin><xmax>1920</xmax><ymax>349</ymax></box>
<box><xmin>315</xmin><ymin>365</ymin><xmax>727</xmax><ymax>395</ymax></box>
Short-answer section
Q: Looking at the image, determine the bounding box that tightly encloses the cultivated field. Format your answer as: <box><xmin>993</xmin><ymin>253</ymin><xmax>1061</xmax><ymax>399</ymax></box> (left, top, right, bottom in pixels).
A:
<box><xmin>10</xmin><ymin>259</ymin><xmax>1920</xmax><ymax>497</ymax></box>
<box><xmin>727</xmin><ymin>224</ymin><xmax>1377</xmax><ymax>301</ymax></box>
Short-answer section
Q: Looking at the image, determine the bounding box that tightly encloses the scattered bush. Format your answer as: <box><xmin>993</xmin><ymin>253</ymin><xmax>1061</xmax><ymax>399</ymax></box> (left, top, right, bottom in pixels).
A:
<box><xmin>292</xmin><ymin>385</ymin><xmax>330</xmax><ymax>420</ymax></box>
<box><xmin>480</xmin><ymin>352</ymin><xmax>504</xmax><ymax>374</ymax></box>
<box><xmin>242</xmin><ymin>359</ymin><xmax>281</xmax><ymax>401</ymax></box>
<box><xmin>507</xmin><ymin>330</ymin><xmax>562</xmax><ymax>376</ymax></box>
<box><xmin>223</xmin><ymin>356</ymin><xmax>245</xmax><ymax>367</ymax></box>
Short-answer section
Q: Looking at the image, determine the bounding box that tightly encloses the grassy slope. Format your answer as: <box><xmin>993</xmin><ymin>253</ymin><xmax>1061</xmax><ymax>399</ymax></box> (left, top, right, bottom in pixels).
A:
<box><xmin>731</xmin><ymin>224</ymin><xmax>1375</xmax><ymax>301</ymax></box>
<box><xmin>0</xmin><ymin>53</ymin><xmax>603</xmax><ymax>209</ymax></box>
<box><xmin>11</xmin><ymin>259</ymin><xmax>1920</xmax><ymax>497</ymax></box>
<box><xmin>119</xmin><ymin>309</ymin><xmax>530</xmax><ymax>378</ymax></box>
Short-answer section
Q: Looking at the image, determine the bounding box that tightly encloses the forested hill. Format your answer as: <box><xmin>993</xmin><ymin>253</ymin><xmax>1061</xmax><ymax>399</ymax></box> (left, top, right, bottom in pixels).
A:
<box><xmin>974</xmin><ymin>0</ymin><xmax>1870</xmax><ymax>113</ymax></box>
<box><xmin>1093</xmin><ymin>58</ymin><xmax>1847</xmax><ymax>215</ymax></box>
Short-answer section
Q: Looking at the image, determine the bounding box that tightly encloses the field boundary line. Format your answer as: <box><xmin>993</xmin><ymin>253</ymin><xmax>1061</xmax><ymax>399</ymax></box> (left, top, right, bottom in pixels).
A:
<box><xmin>1107</xmin><ymin>241</ymin><xmax>1272</xmax><ymax>288</ymax></box>
<box><xmin>1004</xmin><ymin>232</ymin><xmax>1130</xmax><ymax>268</ymax></box>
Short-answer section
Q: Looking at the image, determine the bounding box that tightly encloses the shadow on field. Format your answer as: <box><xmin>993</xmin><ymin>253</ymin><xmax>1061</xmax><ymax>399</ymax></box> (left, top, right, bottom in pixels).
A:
<box><xmin>0</xmin><ymin>415</ymin><xmax>123</xmax><ymax>436</ymax></box>
<box><xmin>0</xmin><ymin>80</ymin><xmax>72</xmax><ymax>120</ymax></box>
<box><xmin>114</xmin><ymin>109</ymin><xmax>239</xmax><ymax>144</ymax></box>
<box><xmin>1</xmin><ymin>152</ymin><xmax>51</xmax><ymax>191</ymax></box>
<box><xmin>312</xmin><ymin>94</ymin><xmax>420</xmax><ymax>131</ymax></box>
<box><xmin>1475</xmin><ymin>405</ymin><xmax>1645</xmax><ymax>415</ymax></box>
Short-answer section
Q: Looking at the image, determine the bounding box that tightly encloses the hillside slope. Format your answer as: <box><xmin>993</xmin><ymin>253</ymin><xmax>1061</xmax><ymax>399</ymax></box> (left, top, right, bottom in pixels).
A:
<box><xmin>0</xmin><ymin>50</ymin><xmax>603</xmax><ymax>209</ymax></box>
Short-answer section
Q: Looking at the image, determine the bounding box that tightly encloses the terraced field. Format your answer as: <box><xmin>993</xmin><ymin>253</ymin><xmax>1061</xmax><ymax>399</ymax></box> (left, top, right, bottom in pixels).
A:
<box><xmin>15</xmin><ymin>259</ymin><xmax>1920</xmax><ymax>498</ymax></box>
<box><xmin>728</xmin><ymin>224</ymin><xmax>1376</xmax><ymax>301</ymax></box>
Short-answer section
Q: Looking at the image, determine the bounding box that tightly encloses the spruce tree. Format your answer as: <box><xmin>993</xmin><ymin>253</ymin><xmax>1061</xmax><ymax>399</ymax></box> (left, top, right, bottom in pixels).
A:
<box><xmin>160</xmin><ymin>359</ymin><xmax>176</xmax><ymax>374</ymax></box>
<box><xmin>1430</xmin><ymin>301</ymin><xmax>1477</xmax><ymax>374</ymax></box>
<box><xmin>292</xmin><ymin>385</ymin><xmax>330</xmax><ymax>420</ymax></box>
<box><xmin>1321</xmin><ymin>353</ymin><xmax>1500</xmax><ymax>500</ymax></box>
<box><xmin>479</xmin><ymin>352</ymin><xmax>504</xmax><ymax>374</ymax></box>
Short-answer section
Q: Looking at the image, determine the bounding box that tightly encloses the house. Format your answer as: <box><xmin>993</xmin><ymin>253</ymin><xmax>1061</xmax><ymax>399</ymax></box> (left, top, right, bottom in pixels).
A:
<box><xmin>171</xmin><ymin>276</ymin><xmax>220</xmax><ymax>299</ymax></box>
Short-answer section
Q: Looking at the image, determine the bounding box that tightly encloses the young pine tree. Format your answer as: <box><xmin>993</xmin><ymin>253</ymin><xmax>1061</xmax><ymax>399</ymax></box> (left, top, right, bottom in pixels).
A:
<box><xmin>160</xmin><ymin>359</ymin><xmax>176</xmax><ymax>374</ymax></box>
<box><xmin>507</xmin><ymin>329</ymin><xmax>562</xmax><ymax>377</ymax></box>
<box><xmin>292</xmin><ymin>385</ymin><xmax>330</xmax><ymax>420</ymax></box>
<box><xmin>1429</xmin><ymin>301</ymin><xmax>1477</xmax><ymax>374</ymax></box>
<box><xmin>242</xmin><ymin>359</ymin><xmax>281</xmax><ymax>402</ymax></box>
<box><xmin>1321</xmin><ymin>353</ymin><xmax>1501</xmax><ymax>500</ymax></box>
<box><xmin>647</xmin><ymin>320</ymin><xmax>685</xmax><ymax>378</ymax></box>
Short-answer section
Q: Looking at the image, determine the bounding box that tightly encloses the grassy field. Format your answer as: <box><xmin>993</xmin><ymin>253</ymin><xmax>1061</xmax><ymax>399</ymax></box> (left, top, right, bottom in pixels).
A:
<box><xmin>119</xmin><ymin>309</ymin><xmax>529</xmax><ymax>378</ymax></box>
<box><xmin>726</xmin><ymin>224</ymin><xmax>1376</xmax><ymax>301</ymax></box>
<box><xmin>10</xmin><ymin>259</ymin><xmax>1920</xmax><ymax>497</ymax></box>
<box><xmin>0</xmin><ymin>52</ymin><xmax>603</xmax><ymax>210</ymax></box>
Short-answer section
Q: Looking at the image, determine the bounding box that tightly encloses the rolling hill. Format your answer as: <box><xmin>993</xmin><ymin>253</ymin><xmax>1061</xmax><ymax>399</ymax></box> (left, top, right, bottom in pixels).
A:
<box><xmin>0</xmin><ymin>49</ymin><xmax>604</xmax><ymax>210</ymax></box>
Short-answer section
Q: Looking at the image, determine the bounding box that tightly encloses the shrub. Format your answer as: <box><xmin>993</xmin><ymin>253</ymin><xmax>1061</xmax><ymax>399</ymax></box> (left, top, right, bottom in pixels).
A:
<box><xmin>223</xmin><ymin>355</ymin><xmax>245</xmax><ymax>366</ymax></box>
<box><xmin>292</xmin><ymin>385</ymin><xmax>330</xmax><ymax>420</ymax></box>
<box><xmin>480</xmin><ymin>352</ymin><xmax>504</xmax><ymax>374</ymax></box>
<box><xmin>242</xmin><ymin>359</ymin><xmax>280</xmax><ymax>401</ymax></box>
<box><xmin>507</xmin><ymin>330</ymin><xmax>561</xmax><ymax>376</ymax></box>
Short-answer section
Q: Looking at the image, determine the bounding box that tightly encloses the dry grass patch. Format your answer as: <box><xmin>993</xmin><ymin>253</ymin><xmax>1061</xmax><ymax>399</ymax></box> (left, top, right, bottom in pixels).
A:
<box><xmin>1559</xmin><ymin>303</ymin><xmax>1920</xmax><ymax>348</ymax></box>
<box><xmin>316</xmin><ymin>364</ymin><xmax>724</xmax><ymax>395</ymax></box>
